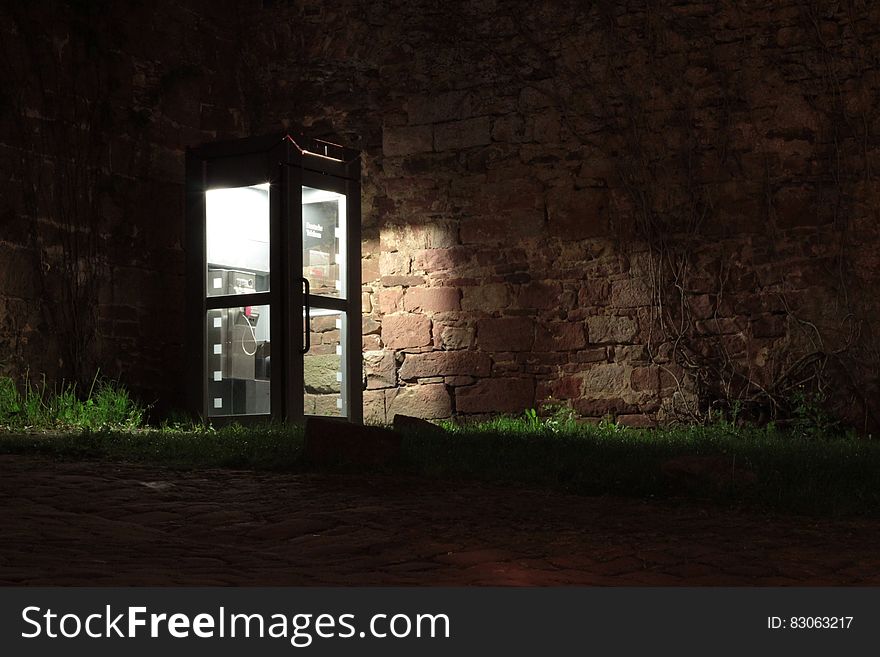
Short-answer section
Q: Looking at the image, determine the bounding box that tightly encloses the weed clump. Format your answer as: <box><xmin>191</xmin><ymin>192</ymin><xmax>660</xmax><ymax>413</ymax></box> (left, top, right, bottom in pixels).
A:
<box><xmin>0</xmin><ymin>373</ymin><xmax>145</xmax><ymax>431</ymax></box>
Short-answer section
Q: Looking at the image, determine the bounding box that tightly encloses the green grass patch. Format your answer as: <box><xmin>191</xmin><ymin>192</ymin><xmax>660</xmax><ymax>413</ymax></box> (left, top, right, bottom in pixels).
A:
<box><xmin>0</xmin><ymin>423</ymin><xmax>304</xmax><ymax>470</ymax></box>
<box><xmin>0</xmin><ymin>374</ymin><xmax>145</xmax><ymax>432</ymax></box>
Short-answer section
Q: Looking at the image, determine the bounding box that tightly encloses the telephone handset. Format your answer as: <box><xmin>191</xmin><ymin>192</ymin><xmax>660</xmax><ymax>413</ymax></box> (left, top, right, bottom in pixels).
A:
<box><xmin>241</xmin><ymin>305</ymin><xmax>260</xmax><ymax>323</ymax></box>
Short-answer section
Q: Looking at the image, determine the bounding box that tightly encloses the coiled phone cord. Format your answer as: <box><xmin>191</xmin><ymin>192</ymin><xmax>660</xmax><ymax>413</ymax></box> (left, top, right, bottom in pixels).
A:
<box><xmin>239</xmin><ymin>312</ymin><xmax>258</xmax><ymax>356</ymax></box>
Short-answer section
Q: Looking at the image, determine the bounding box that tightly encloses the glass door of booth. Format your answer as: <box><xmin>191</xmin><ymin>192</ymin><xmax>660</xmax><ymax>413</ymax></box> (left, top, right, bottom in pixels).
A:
<box><xmin>298</xmin><ymin>177</ymin><xmax>352</xmax><ymax>419</ymax></box>
<box><xmin>204</xmin><ymin>183</ymin><xmax>273</xmax><ymax>418</ymax></box>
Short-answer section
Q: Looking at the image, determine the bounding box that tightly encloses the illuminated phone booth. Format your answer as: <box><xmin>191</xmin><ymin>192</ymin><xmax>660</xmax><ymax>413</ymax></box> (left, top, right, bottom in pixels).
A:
<box><xmin>185</xmin><ymin>133</ymin><xmax>362</xmax><ymax>424</ymax></box>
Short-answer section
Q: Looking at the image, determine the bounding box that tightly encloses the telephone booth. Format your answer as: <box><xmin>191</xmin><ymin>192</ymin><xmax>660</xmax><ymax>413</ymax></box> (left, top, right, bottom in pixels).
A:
<box><xmin>185</xmin><ymin>133</ymin><xmax>362</xmax><ymax>423</ymax></box>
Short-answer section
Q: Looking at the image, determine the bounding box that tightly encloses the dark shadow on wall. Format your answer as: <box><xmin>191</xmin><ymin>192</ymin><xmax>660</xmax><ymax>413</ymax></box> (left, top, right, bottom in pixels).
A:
<box><xmin>0</xmin><ymin>0</ymin><xmax>248</xmax><ymax>416</ymax></box>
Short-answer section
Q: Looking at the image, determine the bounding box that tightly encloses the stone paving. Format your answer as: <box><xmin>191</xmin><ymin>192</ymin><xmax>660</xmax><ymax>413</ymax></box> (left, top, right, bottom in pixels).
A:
<box><xmin>1</xmin><ymin>454</ymin><xmax>878</xmax><ymax>586</ymax></box>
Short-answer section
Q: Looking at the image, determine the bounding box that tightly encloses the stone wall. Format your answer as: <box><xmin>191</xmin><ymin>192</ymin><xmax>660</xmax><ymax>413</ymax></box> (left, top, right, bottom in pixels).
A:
<box><xmin>236</xmin><ymin>0</ymin><xmax>880</xmax><ymax>429</ymax></box>
<box><xmin>2</xmin><ymin>1</ymin><xmax>879</xmax><ymax>430</ymax></box>
<box><xmin>0</xmin><ymin>0</ymin><xmax>246</xmax><ymax>411</ymax></box>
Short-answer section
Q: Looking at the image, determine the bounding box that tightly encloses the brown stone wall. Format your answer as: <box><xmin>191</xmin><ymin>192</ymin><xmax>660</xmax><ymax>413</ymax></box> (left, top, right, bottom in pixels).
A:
<box><xmin>235</xmin><ymin>0</ymin><xmax>880</xmax><ymax>428</ymax></box>
<box><xmin>2</xmin><ymin>1</ymin><xmax>879</xmax><ymax>430</ymax></box>
<box><xmin>0</xmin><ymin>1</ymin><xmax>246</xmax><ymax>411</ymax></box>
<box><xmin>249</xmin><ymin>1</ymin><xmax>880</xmax><ymax>426</ymax></box>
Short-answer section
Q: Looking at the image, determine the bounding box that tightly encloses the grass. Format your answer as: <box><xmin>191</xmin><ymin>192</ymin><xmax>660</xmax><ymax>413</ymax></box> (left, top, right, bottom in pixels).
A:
<box><xmin>0</xmin><ymin>373</ymin><xmax>145</xmax><ymax>431</ymax></box>
<box><xmin>0</xmin><ymin>373</ymin><xmax>878</xmax><ymax>517</ymax></box>
<box><xmin>403</xmin><ymin>417</ymin><xmax>880</xmax><ymax>517</ymax></box>
<box><xmin>0</xmin><ymin>423</ymin><xmax>304</xmax><ymax>470</ymax></box>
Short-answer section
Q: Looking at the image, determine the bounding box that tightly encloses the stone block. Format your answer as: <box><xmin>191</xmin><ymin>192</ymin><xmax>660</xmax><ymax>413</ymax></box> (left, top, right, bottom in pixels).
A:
<box><xmin>403</xmin><ymin>286</ymin><xmax>461</xmax><ymax>313</ymax></box>
<box><xmin>587</xmin><ymin>315</ymin><xmax>638</xmax><ymax>345</ymax></box>
<box><xmin>312</xmin><ymin>315</ymin><xmax>337</xmax><ymax>332</ymax></box>
<box><xmin>578</xmin><ymin>280</ymin><xmax>611</xmax><ymax>306</ymax></box>
<box><xmin>456</xmin><ymin>377</ymin><xmax>535</xmax><ymax>414</ymax></box>
<box><xmin>379</xmin><ymin>251</ymin><xmax>411</xmax><ymax>276</ymax></box>
<box><xmin>516</xmin><ymin>281</ymin><xmax>561</xmax><ymax>310</ymax></box>
<box><xmin>534</xmin><ymin>321</ymin><xmax>586</xmax><ymax>351</ymax></box>
<box><xmin>112</xmin><ymin>266</ymin><xmax>157</xmax><ymax>306</ymax></box>
<box><xmin>694</xmin><ymin>317</ymin><xmax>746</xmax><ymax>336</ymax></box>
<box><xmin>613</xmin><ymin>345</ymin><xmax>649</xmax><ymax>363</ymax></box>
<box><xmin>303</xmin><ymin>354</ymin><xmax>341</xmax><ymax>394</ymax></box>
<box><xmin>472</xmin><ymin>178</ymin><xmax>542</xmax><ymax>214</ymax></box>
<box><xmin>630</xmin><ymin>366</ymin><xmax>659</xmax><ymax>392</ymax></box>
<box><xmin>380</xmin><ymin>222</ymin><xmax>459</xmax><ymax>252</ymax></box>
<box><xmin>412</xmin><ymin>247</ymin><xmax>472</xmax><ymax>273</ymax></box>
<box><xmin>581</xmin><ymin>363</ymin><xmax>629</xmax><ymax>396</ymax></box>
<box><xmin>575</xmin><ymin>348</ymin><xmax>608</xmax><ymax>363</ymax></box>
<box><xmin>304</xmin><ymin>417</ymin><xmax>401</xmax><ymax>467</ymax></box>
<box><xmin>377</xmin><ymin>287</ymin><xmax>404</xmax><ymax>314</ymax></box>
<box><xmin>382</xmin><ymin>124</ymin><xmax>433</xmax><ymax>157</ymax></box>
<box><xmin>476</xmin><ymin>317</ymin><xmax>534</xmax><ymax>352</ymax></box>
<box><xmin>362</xmin><ymin>256</ymin><xmax>380</xmax><ymax>284</ymax></box>
<box><xmin>491</xmin><ymin>114</ymin><xmax>530</xmax><ymax>142</ymax></box>
<box><xmin>659</xmin><ymin>365</ymin><xmax>686</xmax><ymax>391</ymax></box>
<box><xmin>571</xmin><ymin>397</ymin><xmax>639</xmax><ymax>417</ymax></box>
<box><xmin>542</xmin><ymin>375</ymin><xmax>583</xmax><ymax>400</ymax></box>
<box><xmin>532</xmin><ymin>108</ymin><xmax>561</xmax><ymax>142</ymax></box>
<box><xmin>459</xmin><ymin>210</ymin><xmax>543</xmax><ymax>244</ymax></box>
<box><xmin>399</xmin><ymin>350</ymin><xmax>491</xmax><ymax>379</ymax></box>
<box><xmin>381</xmin><ymin>313</ymin><xmax>432</xmax><ymax>349</ymax></box>
<box><xmin>363</xmin><ymin>389</ymin><xmax>387</xmax><ymax>425</ymax></box>
<box><xmin>494</xmin><ymin>357</ymin><xmax>524</xmax><ymax>375</ymax></box>
<box><xmin>381</xmin><ymin>275</ymin><xmax>424</xmax><ymax>287</ymax></box>
<box><xmin>523</xmin><ymin>352</ymin><xmax>569</xmax><ymax>375</ymax></box>
<box><xmin>434</xmin><ymin>116</ymin><xmax>492</xmax><ymax>151</ymax></box>
<box><xmin>438</xmin><ymin>326</ymin><xmax>474</xmax><ymax>350</ymax></box>
<box><xmin>364</xmin><ymin>350</ymin><xmax>397</xmax><ymax>389</ymax></box>
<box><xmin>386</xmin><ymin>383</ymin><xmax>452</xmax><ymax>419</ymax></box>
<box><xmin>362</xmin><ymin>316</ymin><xmax>381</xmax><ymax>335</ymax></box>
<box><xmin>406</xmin><ymin>90</ymin><xmax>470</xmax><ymax>125</ymax></box>
<box><xmin>610</xmin><ymin>278</ymin><xmax>652</xmax><ymax>308</ymax></box>
<box><xmin>461</xmin><ymin>283</ymin><xmax>510</xmax><ymax>311</ymax></box>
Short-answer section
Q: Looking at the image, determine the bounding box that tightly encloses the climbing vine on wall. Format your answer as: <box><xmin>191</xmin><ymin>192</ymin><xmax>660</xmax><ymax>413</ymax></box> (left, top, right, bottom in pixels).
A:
<box><xmin>601</xmin><ymin>0</ymin><xmax>880</xmax><ymax>430</ymax></box>
<box><xmin>499</xmin><ymin>0</ymin><xmax>879</xmax><ymax>430</ymax></box>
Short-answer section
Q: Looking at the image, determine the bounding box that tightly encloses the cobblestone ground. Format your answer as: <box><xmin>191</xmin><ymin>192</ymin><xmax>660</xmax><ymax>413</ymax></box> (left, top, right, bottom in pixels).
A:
<box><xmin>1</xmin><ymin>454</ymin><xmax>878</xmax><ymax>586</ymax></box>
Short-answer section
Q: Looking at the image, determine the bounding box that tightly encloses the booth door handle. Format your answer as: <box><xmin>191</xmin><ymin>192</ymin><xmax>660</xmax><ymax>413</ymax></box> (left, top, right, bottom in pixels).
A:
<box><xmin>301</xmin><ymin>277</ymin><xmax>311</xmax><ymax>355</ymax></box>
